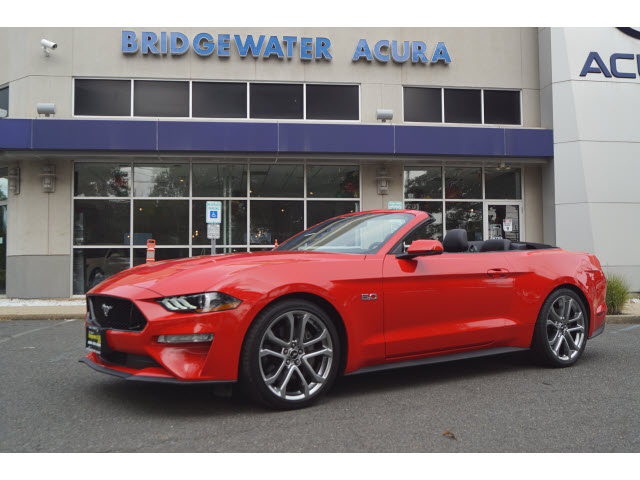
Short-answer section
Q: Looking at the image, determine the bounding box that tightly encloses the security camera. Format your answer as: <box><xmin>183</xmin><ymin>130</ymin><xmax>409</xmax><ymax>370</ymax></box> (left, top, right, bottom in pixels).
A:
<box><xmin>41</xmin><ymin>39</ymin><xmax>57</xmax><ymax>56</ymax></box>
<box><xmin>41</xmin><ymin>39</ymin><xmax>57</xmax><ymax>49</ymax></box>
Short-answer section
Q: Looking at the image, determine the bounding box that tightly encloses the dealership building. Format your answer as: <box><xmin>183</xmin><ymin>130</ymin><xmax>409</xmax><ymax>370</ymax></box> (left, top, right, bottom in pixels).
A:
<box><xmin>0</xmin><ymin>27</ymin><xmax>638</xmax><ymax>298</ymax></box>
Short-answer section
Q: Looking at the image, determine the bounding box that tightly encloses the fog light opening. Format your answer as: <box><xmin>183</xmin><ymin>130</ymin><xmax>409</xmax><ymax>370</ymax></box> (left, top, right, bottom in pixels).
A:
<box><xmin>156</xmin><ymin>334</ymin><xmax>214</xmax><ymax>344</ymax></box>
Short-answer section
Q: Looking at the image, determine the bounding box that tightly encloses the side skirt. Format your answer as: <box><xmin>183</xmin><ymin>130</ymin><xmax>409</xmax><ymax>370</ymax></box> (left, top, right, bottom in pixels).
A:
<box><xmin>345</xmin><ymin>346</ymin><xmax>529</xmax><ymax>376</ymax></box>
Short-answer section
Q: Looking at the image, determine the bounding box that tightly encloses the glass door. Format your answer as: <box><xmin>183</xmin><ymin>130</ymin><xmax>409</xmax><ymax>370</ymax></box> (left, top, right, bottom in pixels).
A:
<box><xmin>486</xmin><ymin>203</ymin><xmax>522</xmax><ymax>242</ymax></box>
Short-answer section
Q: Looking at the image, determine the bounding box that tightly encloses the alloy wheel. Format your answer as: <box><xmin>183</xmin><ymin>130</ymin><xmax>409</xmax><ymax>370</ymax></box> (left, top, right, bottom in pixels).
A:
<box><xmin>546</xmin><ymin>295</ymin><xmax>586</xmax><ymax>361</ymax></box>
<box><xmin>258</xmin><ymin>310</ymin><xmax>334</xmax><ymax>401</ymax></box>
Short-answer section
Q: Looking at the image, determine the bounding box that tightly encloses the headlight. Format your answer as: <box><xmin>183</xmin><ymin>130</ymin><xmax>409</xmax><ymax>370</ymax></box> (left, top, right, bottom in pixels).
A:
<box><xmin>158</xmin><ymin>292</ymin><xmax>242</xmax><ymax>313</ymax></box>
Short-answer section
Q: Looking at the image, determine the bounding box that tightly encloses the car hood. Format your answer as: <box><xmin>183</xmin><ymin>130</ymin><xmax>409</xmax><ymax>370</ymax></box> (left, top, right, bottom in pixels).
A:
<box><xmin>89</xmin><ymin>251</ymin><xmax>365</xmax><ymax>298</ymax></box>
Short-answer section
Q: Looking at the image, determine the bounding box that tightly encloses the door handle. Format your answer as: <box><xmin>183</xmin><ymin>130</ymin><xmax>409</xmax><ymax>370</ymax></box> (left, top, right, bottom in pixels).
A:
<box><xmin>487</xmin><ymin>268</ymin><xmax>510</xmax><ymax>278</ymax></box>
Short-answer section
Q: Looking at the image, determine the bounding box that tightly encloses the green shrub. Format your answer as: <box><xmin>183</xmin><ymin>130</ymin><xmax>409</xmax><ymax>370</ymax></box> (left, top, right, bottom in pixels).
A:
<box><xmin>605</xmin><ymin>273</ymin><xmax>631</xmax><ymax>315</ymax></box>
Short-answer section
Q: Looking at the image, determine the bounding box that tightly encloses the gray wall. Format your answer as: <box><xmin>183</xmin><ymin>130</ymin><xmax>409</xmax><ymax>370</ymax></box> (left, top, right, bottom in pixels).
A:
<box><xmin>540</xmin><ymin>27</ymin><xmax>640</xmax><ymax>289</ymax></box>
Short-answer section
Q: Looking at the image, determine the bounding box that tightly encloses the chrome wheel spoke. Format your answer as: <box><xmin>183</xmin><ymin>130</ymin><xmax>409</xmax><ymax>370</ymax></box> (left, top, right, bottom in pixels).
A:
<box><xmin>298</xmin><ymin>313</ymin><xmax>310</xmax><ymax>344</ymax></box>
<box><xmin>260</xmin><ymin>348</ymin><xmax>285</xmax><ymax>359</ymax></box>
<box><xmin>266</xmin><ymin>328</ymin><xmax>289</xmax><ymax>348</ymax></box>
<box><xmin>278</xmin><ymin>365</ymin><xmax>296</xmax><ymax>398</ymax></box>
<box><xmin>303</xmin><ymin>329</ymin><xmax>328</xmax><ymax>348</ymax></box>
<box><xmin>301</xmin><ymin>358</ymin><xmax>324</xmax><ymax>383</ymax></box>
<box><xmin>265</xmin><ymin>360</ymin><xmax>287</xmax><ymax>385</ymax></box>
<box><xmin>564</xmin><ymin>332</ymin><xmax>578</xmax><ymax>351</ymax></box>
<box><xmin>295</xmin><ymin>367</ymin><xmax>310</xmax><ymax>397</ymax></box>
<box><xmin>304</xmin><ymin>347</ymin><xmax>333</xmax><ymax>360</ymax></box>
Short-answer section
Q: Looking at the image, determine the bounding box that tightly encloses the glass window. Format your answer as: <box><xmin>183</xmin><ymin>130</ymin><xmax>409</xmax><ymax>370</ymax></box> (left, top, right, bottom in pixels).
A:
<box><xmin>250</xmin><ymin>164</ymin><xmax>303</xmax><ymax>198</ymax></box>
<box><xmin>73</xmin><ymin>248</ymin><xmax>131</xmax><ymax>294</ymax></box>
<box><xmin>484</xmin><ymin>90</ymin><xmax>521</xmax><ymax>125</ymax></box>
<box><xmin>277</xmin><ymin>212</ymin><xmax>413</xmax><ymax>254</ymax></box>
<box><xmin>134</xmin><ymin>80</ymin><xmax>189</xmax><ymax>117</ymax></box>
<box><xmin>74</xmin><ymin>200</ymin><xmax>130</xmax><ymax>245</ymax></box>
<box><xmin>0</xmin><ymin>86</ymin><xmax>8</xmax><ymax>116</ymax></box>
<box><xmin>404</xmin><ymin>167</ymin><xmax>442</xmax><ymax>199</ymax></box>
<box><xmin>0</xmin><ymin>166</ymin><xmax>8</xmax><ymax>200</ymax></box>
<box><xmin>306</xmin><ymin>84</ymin><xmax>359</xmax><ymax>120</ymax></box>
<box><xmin>403</xmin><ymin>202</ymin><xmax>443</xmax><ymax>242</ymax></box>
<box><xmin>133</xmin><ymin>248</ymin><xmax>189</xmax><ymax>266</ymax></box>
<box><xmin>444</xmin><ymin>167</ymin><xmax>482</xmax><ymax>199</ymax></box>
<box><xmin>485</xmin><ymin>168</ymin><xmax>522</xmax><ymax>199</ymax></box>
<box><xmin>192</xmin><ymin>200</ymin><xmax>247</xmax><ymax>246</ymax></box>
<box><xmin>488</xmin><ymin>204</ymin><xmax>520</xmax><ymax>242</ymax></box>
<box><xmin>133</xmin><ymin>200</ymin><xmax>189</xmax><ymax>245</ymax></box>
<box><xmin>134</xmin><ymin>164</ymin><xmax>189</xmax><ymax>197</ymax></box>
<box><xmin>250</xmin><ymin>201</ymin><xmax>304</xmax><ymax>245</ymax></box>
<box><xmin>250</xmin><ymin>83</ymin><xmax>303</xmax><ymax>119</ymax></box>
<box><xmin>74</xmin><ymin>79</ymin><xmax>131</xmax><ymax>116</ymax></box>
<box><xmin>307</xmin><ymin>201</ymin><xmax>359</xmax><ymax>228</ymax></box>
<box><xmin>74</xmin><ymin>163</ymin><xmax>131</xmax><ymax>197</ymax></box>
<box><xmin>444</xmin><ymin>89</ymin><xmax>481</xmax><ymax>124</ymax></box>
<box><xmin>404</xmin><ymin>87</ymin><xmax>442</xmax><ymax>123</ymax></box>
<box><xmin>192</xmin><ymin>82</ymin><xmax>247</xmax><ymax>118</ymax></box>
<box><xmin>445</xmin><ymin>201</ymin><xmax>483</xmax><ymax>241</ymax></box>
<box><xmin>307</xmin><ymin>165</ymin><xmax>359</xmax><ymax>198</ymax></box>
<box><xmin>192</xmin><ymin>164</ymin><xmax>247</xmax><ymax>197</ymax></box>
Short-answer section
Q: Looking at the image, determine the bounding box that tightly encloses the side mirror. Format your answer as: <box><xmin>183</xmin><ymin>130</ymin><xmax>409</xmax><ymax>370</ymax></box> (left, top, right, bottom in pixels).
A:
<box><xmin>396</xmin><ymin>239</ymin><xmax>444</xmax><ymax>260</ymax></box>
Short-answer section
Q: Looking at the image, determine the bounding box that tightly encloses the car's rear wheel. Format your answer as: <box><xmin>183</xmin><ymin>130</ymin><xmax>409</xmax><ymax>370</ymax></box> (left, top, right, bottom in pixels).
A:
<box><xmin>239</xmin><ymin>299</ymin><xmax>341</xmax><ymax>409</ymax></box>
<box><xmin>531</xmin><ymin>288</ymin><xmax>588</xmax><ymax>367</ymax></box>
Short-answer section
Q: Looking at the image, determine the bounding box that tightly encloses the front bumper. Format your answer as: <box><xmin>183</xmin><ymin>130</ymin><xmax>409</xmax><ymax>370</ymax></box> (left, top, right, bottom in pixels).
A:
<box><xmin>82</xmin><ymin>288</ymin><xmax>255</xmax><ymax>382</ymax></box>
<box><xmin>79</xmin><ymin>353</ymin><xmax>233</xmax><ymax>385</ymax></box>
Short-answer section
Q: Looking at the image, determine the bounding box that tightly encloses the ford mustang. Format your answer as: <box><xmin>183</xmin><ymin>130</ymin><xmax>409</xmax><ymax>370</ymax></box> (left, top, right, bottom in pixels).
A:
<box><xmin>80</xmin><ymin>210</ymin><xmax>607</xmax><ymax>409</ymax></box>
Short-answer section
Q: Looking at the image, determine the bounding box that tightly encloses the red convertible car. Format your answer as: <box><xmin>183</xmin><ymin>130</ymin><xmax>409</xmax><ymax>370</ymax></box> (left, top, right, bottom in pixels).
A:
<box><xmin>81</xmin><ymin>210</ymin><xmax>607</xmax><ymax>409</ymax></box>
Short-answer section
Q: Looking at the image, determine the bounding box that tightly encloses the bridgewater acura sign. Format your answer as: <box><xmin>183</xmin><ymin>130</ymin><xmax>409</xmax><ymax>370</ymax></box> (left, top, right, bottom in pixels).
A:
<box><xmin>121</xmin><ymin>31</ymin><xmax>452</xmax><ymax>64</ymax></box>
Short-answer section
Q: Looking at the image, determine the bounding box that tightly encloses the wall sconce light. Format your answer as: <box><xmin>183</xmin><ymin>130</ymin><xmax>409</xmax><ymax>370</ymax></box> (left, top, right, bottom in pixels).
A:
<box><xmin>376</xmin><ymin>167</ymin><xmax>391</xmax><ymax>195</ymax></box>
<box><xmin>376</xmin><ymin>109</ymin><xmax>393</xmax><ymax>123</ymax></box>
<box><xmin>8</xmin><ymin>167</ymin><xmax>20</xmax><ymax>195</ymax></box>
<box><xmin>41</xmin><ymin>165</ymin><xmax>56</xmax><ymax>193</ymax></box>
<box><xmin>37</xmin><ymin>103</ymin><xmax>56</xmax><ymax>117</ymax></box>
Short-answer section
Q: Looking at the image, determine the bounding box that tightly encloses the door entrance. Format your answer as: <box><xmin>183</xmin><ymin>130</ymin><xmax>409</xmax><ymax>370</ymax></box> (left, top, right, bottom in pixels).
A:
<box><xmin>486</xmin><ymin>204</ymin><xmax>521</xmax><ymax>242</ymax></box>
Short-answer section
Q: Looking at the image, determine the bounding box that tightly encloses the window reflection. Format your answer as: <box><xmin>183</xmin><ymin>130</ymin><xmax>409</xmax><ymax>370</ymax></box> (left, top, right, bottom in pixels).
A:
<box><xmin>73</xmin><ymin>248</ymin><xmax>130</xmax><ymax>294</ymax></box>
<box><xmin>250</xmin><ymin>201</ymin><xmax>303</xmax><ymax>245</ymax></box>
<box><xmin>250</xmin><ymin>164</ymin><xmax>303</xmax><ymax>198</ymax></box>
<box><xmin>74</xmin><ymin>163</ymin><xmax>131</xmax><ymax>197</ymax></box>
<box><xmin>134</xmin><ymin>164</ymin><xmax>189</xmax><ymax>197</ymax></box>
<box><xmin>307</xmin><ymin>165</ymin><xmax>359</xmax><ymax>198</ymax></box>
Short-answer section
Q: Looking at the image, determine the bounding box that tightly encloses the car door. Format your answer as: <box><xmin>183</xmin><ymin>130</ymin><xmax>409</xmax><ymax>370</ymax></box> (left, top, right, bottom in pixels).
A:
<box><xmin>382</xmin><ymin>250</ymin><xmax>515</xmax><ymax>358</ymax></box>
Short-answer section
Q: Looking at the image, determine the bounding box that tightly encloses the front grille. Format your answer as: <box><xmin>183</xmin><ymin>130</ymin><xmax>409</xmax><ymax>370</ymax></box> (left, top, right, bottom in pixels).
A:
<box><xmin>100</xmin><ymin>351</ymin><xmax>161</xmax><ymax>370</ymax></box>
<box><xmin>87</xmin><ymin>295</ymin><xmax>147</xmax><ymax>332</ymax></box>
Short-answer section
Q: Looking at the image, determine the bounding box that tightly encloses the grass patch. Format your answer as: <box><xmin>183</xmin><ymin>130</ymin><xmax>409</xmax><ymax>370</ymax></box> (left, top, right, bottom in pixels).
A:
<box><xmin>606</xmin><ymin>273</ymin><xmax>631</xmax><ymax>315</ymax></box>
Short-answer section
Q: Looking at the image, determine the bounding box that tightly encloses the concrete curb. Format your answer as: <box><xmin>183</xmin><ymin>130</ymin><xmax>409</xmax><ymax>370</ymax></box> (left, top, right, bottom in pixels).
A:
<box><xmin>605</xmin><ymin>315</ymin><xmax>640</xmax><ymax>324</ymax></box>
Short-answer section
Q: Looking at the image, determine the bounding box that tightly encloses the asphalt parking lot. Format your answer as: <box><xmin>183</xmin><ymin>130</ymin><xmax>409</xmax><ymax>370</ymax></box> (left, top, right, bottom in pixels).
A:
<box><xmin>1</xmin><ymin>319</ymin><xmax>638</xmax><ymax>452</ymax></box>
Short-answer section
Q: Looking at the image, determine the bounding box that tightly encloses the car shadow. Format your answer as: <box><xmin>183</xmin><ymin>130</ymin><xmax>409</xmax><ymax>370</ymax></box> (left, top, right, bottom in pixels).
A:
<box><xmin>78</xmin><ymin>349</ymin><xmax>604</xmax><ymax>416</ymax></box>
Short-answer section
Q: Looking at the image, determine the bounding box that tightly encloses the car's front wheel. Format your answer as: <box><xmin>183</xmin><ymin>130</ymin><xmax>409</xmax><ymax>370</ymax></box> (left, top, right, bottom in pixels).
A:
<box><xmin>239</xmin><ymin>299</ymin><xmax>340</xmax><ymax>409</ymax></box>
<box><xmin>531</xmin><ymin>288</ymin><xmax>588</xmax><ymax>367</ymax></box>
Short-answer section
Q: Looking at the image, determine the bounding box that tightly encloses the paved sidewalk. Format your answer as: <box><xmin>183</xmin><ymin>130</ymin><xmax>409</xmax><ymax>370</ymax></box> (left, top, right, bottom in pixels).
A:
<box><xmin>0</xmin><ymin>298</ymin><xmax>86</xmax><ymax>320</ymax></box>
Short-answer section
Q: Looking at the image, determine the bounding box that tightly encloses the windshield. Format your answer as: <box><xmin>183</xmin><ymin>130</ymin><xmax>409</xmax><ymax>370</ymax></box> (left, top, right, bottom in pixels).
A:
<box><xmin>275</xmin><ymin>213</ymin><xmax>414</xmax><ymax>254</ymax></box>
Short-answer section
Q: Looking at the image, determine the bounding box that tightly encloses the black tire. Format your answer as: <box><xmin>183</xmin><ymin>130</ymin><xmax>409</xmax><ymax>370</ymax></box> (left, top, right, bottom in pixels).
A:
<box><xmin>239</xmin><ymin>299</ymin><xmax>341</xmax><ymax>410</ymax></box>
<box><xmin>531</xmin><ymin>288</ymin><xmax>589</xmax><ymax>367</ymax></box>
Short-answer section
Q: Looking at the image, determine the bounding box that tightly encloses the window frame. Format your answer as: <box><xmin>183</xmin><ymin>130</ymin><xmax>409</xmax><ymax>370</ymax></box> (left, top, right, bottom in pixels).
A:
<box><xmin>70</xmin><ymin>159</ymin><xmax>361</xmax><ymax>295</ymax></box>
<box><xmin>401</xmin><ymin>162</ymin><xmax>525</xmax><ymax>244</ymax></box>
<box><xmin>72</xmin><ymin>78</ymin><xmax>361</xmax><ymax>123</ymax></box>
<box><xmin>402</xmin><ymin>86</ymin><xmax>522</xmax><ymax>126</ymax></box>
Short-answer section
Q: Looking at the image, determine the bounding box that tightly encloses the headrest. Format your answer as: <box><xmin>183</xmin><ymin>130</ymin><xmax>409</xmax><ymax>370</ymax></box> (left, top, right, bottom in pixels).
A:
<box><xmin>480</xmin><ymin>239</ymin><xmax>512</xmax><ymax>252</ymax></box>
<box><xmin>442</xmin><ymin>229</ymin><xmax>469</xmax><ymax>252</ymax></box>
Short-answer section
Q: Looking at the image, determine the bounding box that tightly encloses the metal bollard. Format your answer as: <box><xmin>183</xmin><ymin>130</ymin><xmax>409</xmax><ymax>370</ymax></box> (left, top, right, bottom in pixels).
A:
<box><xmin>146</xmin><ymin>239</ymin><xmax>156</xmax><ymax>263</ymax></box>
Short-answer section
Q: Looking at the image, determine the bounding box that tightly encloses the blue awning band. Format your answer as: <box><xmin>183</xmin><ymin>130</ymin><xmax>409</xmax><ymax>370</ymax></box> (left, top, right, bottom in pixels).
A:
<box><xmin>0</xmin><ymin>119</ymin><xmax>553</xmax><ymax>157</ymax></box>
